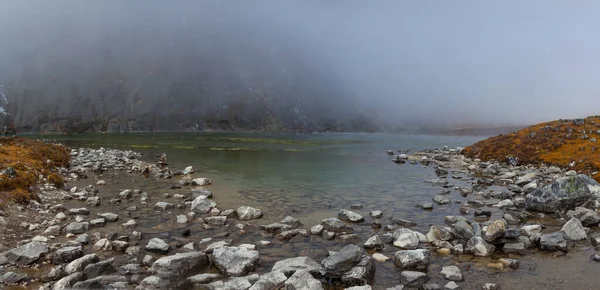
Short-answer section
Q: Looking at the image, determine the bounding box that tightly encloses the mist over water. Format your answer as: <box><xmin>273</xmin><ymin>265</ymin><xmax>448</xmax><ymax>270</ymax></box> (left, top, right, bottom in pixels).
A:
<box><xmin>0</xmin><ymin>1</ymin><xmax>599</xmax><ymax>132</ymax></box>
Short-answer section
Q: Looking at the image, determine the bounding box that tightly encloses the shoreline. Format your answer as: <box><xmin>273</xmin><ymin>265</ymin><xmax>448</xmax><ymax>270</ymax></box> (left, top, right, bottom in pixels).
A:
<box><xmin>0</xmin><ymin>142</ymin><xmax>598</xmax><ymax>289</ymax></box>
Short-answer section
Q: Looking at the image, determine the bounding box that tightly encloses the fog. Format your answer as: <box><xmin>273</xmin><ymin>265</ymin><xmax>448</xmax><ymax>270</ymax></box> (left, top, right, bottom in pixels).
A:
<box><xmin>0</xmin><ymin>1</ymin><xmax>599</xmax><ymax>132</ymax></box>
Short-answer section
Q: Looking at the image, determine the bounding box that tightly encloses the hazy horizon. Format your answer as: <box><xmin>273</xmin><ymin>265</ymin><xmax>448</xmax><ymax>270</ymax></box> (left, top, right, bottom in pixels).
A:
<box><xmin>0</xmin><ymin>1</ymin><xmax>598</xmax><ymax>131</ymax></box>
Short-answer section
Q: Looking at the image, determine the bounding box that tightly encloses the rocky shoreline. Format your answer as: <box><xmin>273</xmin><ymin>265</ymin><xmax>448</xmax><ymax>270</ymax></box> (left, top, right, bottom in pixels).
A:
<box><xmin>0</xmin><ymin>144</ymin><xmax>599</xmax><ymax>290</ymax></box>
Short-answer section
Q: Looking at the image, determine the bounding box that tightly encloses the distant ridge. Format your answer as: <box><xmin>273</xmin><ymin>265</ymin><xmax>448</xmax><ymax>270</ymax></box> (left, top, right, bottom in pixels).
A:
<box><xmin>462</xmin><ymin>116</ymin><xmax>600</xmax><ymax>182</ymax></box>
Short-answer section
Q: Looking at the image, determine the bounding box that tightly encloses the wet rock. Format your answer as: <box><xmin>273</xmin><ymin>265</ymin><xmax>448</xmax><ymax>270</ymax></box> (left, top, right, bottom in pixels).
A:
<box><xmin>444</xmin><ymin>281</ymin><xmax>462</xmax><ymax>290</ymax></box>
<box><xmin>321</xmin><ymin>218</ymin><xmax>352</xmax><ymax>232</ymax></box>
<box><xmin>52</xmin><ymin>272</ymin><xmax>86</xmax><ymax>290</ymax></box>
<box><xmin>119</xmin><ymin>189</ymin><xmax>133</xmax><ymax>199</ymax></box>
<box><xmin>484</xmin><ymin>220</ymin><xmax>506</xmax><ymax>242</ymax></box>
<box><xmin>146</xmin><ymin>238</ymin><xmax>170</xmax><ymax>254</ymax></box>
<box><xmin>45</xmin><ymin>225</ymin><xmax>61</xmax><ymax>235</ymax></box>
<box><xmin>53</xmin><ymin>246</ymin><xmax>84</xmax><ymax>264</ymax></box>
<box><xmin>119</xmin><ymin>263</ymin><xmax>144</xmax><ymax>275</ymax></box>
<box><xmin>86</xmin><ymin>196</ymin><xmax>101</xmax><ymax>207</ymax></box>
<box><xmin>237</xmin><ymin>206</ymin><xmax>263</xmax><ymax>220</ymax></box>
<box><xmin>310</xmin><ymin>225</ymin><xmax>325</xmax><ymax>235</ymax></box>
<box><xmin>64</xmin><ymin>254</ymin><xmax>99</xmax><ymax>275</ymax></box>
<box><xmin>68</xmin><ymin>208</ymin><xmax>90</xmax><ymax>215</ymax></box>
<box><xmin>440</xmin><ymin>265</ymin><xmax>463</xmax><ymax>281</ymax></box>
<box><xmin>90</xmin><ymin>218</ymin><xmax>106</xmax><ymax>227</ymax></box>
<box><xmin>284</xmin><ymin>270</ymin><xmax>324</xmax><ymax>290</ymax></box>
<box><xmin>503</xmin><ymin>243</ymin><xmax>527</xmax><ymax>255</ymax></box>
<box><xmin>371</xmin><ymin>210</ymin><xmax>383</xmax><ymax>219</ymax></box>
<box><xmin>364</xmin><ymin>235</ymin><xmax>384</xmax><ymax>251</ymax></box>
<box><xmin>149</xmin><ymin>251</ymin><xmax>208</xmax><ymax>281</ymax></box>
<box><xmin>372</xmin><ymin>253</ymin><xmax>390</xmax><ymax>262</ymax></box>
<box><xmin>525</xmin><ymin>174</ymin><xmax>600</xmax><ymax>213</ymax></box>
<box><xmin>249</xmin><ymin>270</ymin><xmax>287</xmax><ymax>290</ymax></box>
<box><xmin>84</xmin><ymin>259</ymin><xmax>117</xmax><ymax>277</ymax></box>
<box><xmin>281</xmin><ymin>216</ymin><xmax>302</xmax><ymax>227</ymax></box>
<box><xmin>417</xmin><ymin>202</ymin><xmax>434</xmax><ymax>210</ymax></box>
<box><xmin>400</xmin><ymin>271</ymin><xmax>429</xmax><ymax>287</ymax></box>
<box><xmin>433</xmin><ymin>195</ymin><xmax>450</xmax><ymax>205</ymax></box>
<box><xmin>539</xmin><ymin>232</ymin><xmax>569</xmax><ymax>252</ymax></box>
<box><xmin>520</xmin><ymin>224</ymin><xmax>542</xmax><ymax>237</ymax></box>
<box><xmin>590</xmin><ymin>254</ymin><xmax>600</xmax><ymax>262</ymax></box>
<box><xmin>567</xmin><ymin>207</ymin><xmax>600</xmax><ymax>227</ymax></box>
<box><xmin>452</xmin><ymin>221</ymin><xmax>474</xmax><ymax>241</ymax></box>
<box><xmin>272</xmin><ymin>256</ymin><xmax>321</xmax><ymax>277</ymax></box>
<box><xmin>205</xmin><ymin>216</ymin><xmax>227</xmax><ymax>225</ymax></box>
<box><xmin>65</xmin><ymin>222</ymin><xmax>89</xmax><ymax>234</ymax></box>
<box><xmin>111</xmin><ymin>241</ymin><xmax>129</xmax><ymax>253</ymax></box>
<box><xmin>466</xmin><ymin>237</ymin><xmax>495</xmax><ymax>257</ymax></box>
<box><xmin>422</xmin><ymin>283</ymin><xmax>442</xmax><ymax>290</ymax></box>
<box><xmin>263</xmin><ymin>223</ymin><xmax>293</xmax><ymax>233</ymax></box>
<box><xmin>72</xmin><ymin>276</ymin><xmax>129</xmax><ymax>289</ymax></box>
<box><xmin>1</xmin><ymin>271</ymin><xmax>27</xmax><ymax>284</ymax></box>
<box><xmin>191</xmin><ymin>196</ymin><xmax>217</xmax><ymax>214</ymax></box>
<box><xmin>277</xmin><ymin>229</ymin><xmax>309</xmax><ymax>240</ymax></box>
<box><xmin>482</xmin><ymin>283</ymin><xmax>500</xmax><ymax>290</ymax></box>
<box><xmin>426</xmin><ymin>226</ymin><xmax>454</xmax><ymax>242</ymax></box>
<box><xmin>393</xmin><ymin>230</ymin><xmax>420</xmax><ymax>250</ymax></box>
<box><xmin>341</xmin><ymin>255</ymin><xmax>375</xmax><ymax>286</ymax></box>
<box><xmin>135</xmin><ymin>275</ymin><xmax>172</xmax><ymax>290</ymax></box>
<box><xmin>0</xmin><ymin>241</ymin><xmax>49</xmax><ymax>266</ymax></box>
<box><xmin>192</xmin><ymin>177</ymin><xmax>212</xmax><ymax>186</ymax></box>
<box><xmin>339</xmin><ymin>209</ymin><xmax>365</xmax><ymax>223</ymax></box>
<box><xmin>212</xmin><ymin>246</ymin><xmax>260</xmax><ymax>276</ymax></box>
<box><xmin>155</xmin><ymin>202</ymin><xmax>173</xmax><ymax>211</ymax></box>
<box><xmin>323</xmin><ymin>231</ymin><xmax>336</xmax><ymax>240</ymax></box>
<box><xmin>92</xmin><ymin>238</ymin><xmax>112</xmax><ymax>252</ymax></box>
<box><xmin>191</xmin><ymin>188</ymin><xmax>213</xmax><ymax>199</ymax></box>
<box><xmin>176</xmin><ymin>215</ymin><xmax>188</xmax><ymax>224</ymax></box>
<box><xmin>340</xmin><ymin>233</ymin><xmax>361</xmax><ymax>242</ymax></box>
<box><xmin>98</xmin><ymin>212</ymin><xmax>119</xmax><ymax>222</ymax></box>
<box><xmin>561</xmin><ymin>218</ymin><xmax>587</xmax><ymax>241</ymax></box>
<box><xmin>494</xmin><ymin>199</ymin><xmax>514</xmax><ymax>208</ymax></box>
<box><xmin>187</xmin><ymin>273</ymin><xmax>222</xmax><ymax>284</ymax></box>
<box><xmin>394</xmin><ymin>249</ymin><xmax>430</xmax><ymax>270</ymax></box>
<box><xmin>320</xmin><ymin>245</ymin><xmax>363</xmax><ymax>278</ymax></box>
<box><xmin>122</xmin><ymin>219</ymin><xmax>137</xmax><ymax>228</ymax></box>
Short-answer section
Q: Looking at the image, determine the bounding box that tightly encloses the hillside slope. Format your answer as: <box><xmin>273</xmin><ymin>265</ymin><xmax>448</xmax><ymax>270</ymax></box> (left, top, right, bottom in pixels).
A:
<box><xmin>462</xmin><ymin>116</ymin><xmax>600</xmax><ymax>181</ymax></box>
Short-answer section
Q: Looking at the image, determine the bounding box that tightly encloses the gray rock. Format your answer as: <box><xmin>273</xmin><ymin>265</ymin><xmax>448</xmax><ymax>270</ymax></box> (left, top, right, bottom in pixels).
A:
<box><xmin>119</xmin><ymin>263</ymin><xmax>144</xmax><ymax>275</ymax></box>
<box><xmin>371</xmin><ymin>210</ymin><xmax>383</xmax><ymax>219</ymax></box>
<box><xmin>154</xmin><ymin>202</ymin><xmax>173</xmax><ymax>211</ymax></box>
<box><xmin>92</xmin><ymin>238</ymin><xmax>112</xmax><ymax>252</ymax></box>
<box><xmin>285</xmin><ymin>270</ymin><xmax>324</xmax><ymax>290</ymax></box>
<box><xmin>44</xmin><ymin>225</ymin><xmax>61</xmax><ymax>236</ymax></box>
<box><xmin>481</xmin><ymin>283</ymin><xmax>500</xmax><ymax>290</ymax></box>
<box><xmin>338</xmin><ymin>209</ymin><xmax>365</xmax><ymax>223</ymax></box>
<box><xmin>73</xmin><ymin>275</ymin><xmax>128</xmax><ymax>289</ymax></box>
<box><xmin>52</xmin><ymin>272</ymin><xmax>86</xmax><ymax>290</ymax></box>
<box><xmin>394</xmin><ymin>249</ymin><xmax>430</xmax><ymax>270</ymax></box>
<box><xmin>90</xmin><ymin>218</ymin><xmax>106</xmax><ymax>227</ymax></box>
<box><xmin>320</xmin><ymin>245</ymin><xmax>363</xmax><ymax>278</ymax></box>
<box><xmin>466</xmin><ymin>237</ymin><xmax>495</xmax><ymax>257</ymax></box>
<box><xmin>561</xmin><ymin>218</ymin><xmax>587</xmax><ymax>241</ymax></box>
<box><xmin>281</xmin><ymin>216</ymin><xmax>302</xmax><ymax>227</ymax></box>
<box><xmin>191</xmin><ymin>178</ymin><xmax>212</xmax><ymax>186</ymax></box>
<box><xmin>503</xmin><ymin>242</ymin><xmax>527</xmax><ymax>255</ymax></box>
<box><xmin>539</xmin><ymin>232</ymin><xmax>569</xmax><ymax>252</ymax></box>
<box><xmin>64</xmin><ymin>254</ymin><xmax>99</xmax><ymax>275</ymax></box>
<box><xmin>341</xmin><ymin>255</ymin><xmax>375</xmax><ymax>286</ymax></box>
<box><xmin>65</xmin><ymin>222</ymin><xmax>89</xmax><ymax>234</ymax></box>
<box><xmin>205</xmin><ymin>216</ymin><xmax>227</xmax><ymax>225</ymax></box>
<box><xmin>567</xmin><ymin>207</ymin><xmax>600</xmax><ymax>227</ymax></box>
<box><xmin>83</xmin><ymin>259</ymin><xmax>117</xmax><ymax>277</ymax></box>
<box><xmin>321</xmin><ymin>218</ymin><xmax>352</xmax><ymax>232</ymax></box>
<box><xmin>75</xmin><ymin>234</ymin><xmax>90</xmax><ymax>245</ymax></box>
<box><xmin>277</xmin><ymin>229</ymin><xmax>309</xmax><ymax>240</ymax></box>
<box><xmin>0</xmin><ymin>241</ymin><xmax>49</xmax><ymax>266</ymax></box>
<box><xmin>520</xmin><ymin>224</ymin><xmax>542</xmax><ymax>237</ymax></box>
<box><xmin>1</xmin><ymin>271</ymin><xmax>27</xmax><ymax>284</ymax></box>
<box><xmin>149</xmin><ymin>251</ymin><xmax>209</xmax><ymax>279</ymax></box>
<box><xmin>236</xmin><ymin>206</ymin><xmax>263</xmax><ymax>220</ymax></box>
<box><xmin>98</xmin><ymin>212</ymin><xmax>119</xmax><ymax>222</ymax></box>
<box><xmin>146</xmin><ymin>238</ymin><xmax>170</xmax><ymax>254</ymax></box>
<box><xmin>191</xmin><ymin>196</ymin><xmax>217</xmax><ymax>214</ymax></box>
<box><xmin>452</xmin><ymin>221</ymin><xmax>474</xmax><ymax>240</ymax></box>
<box><xmin>111</xmin><ymin>241</ymin><xmax>129</xmax><ymax>253</ymax></box>
<box><xmin>212</xmin><ymin>246</ymin><xmax>260</xmax><ymax>276</ymax></box>
<box><xmin>400</xmin><ymin>271</ymin><xmax>429</xmax><ymax>287</ymax></box>
<box><xmin>53</xmin><ymin>246</ymin><xmax>84</xmax><ymax>264</ymax></box>
<box><xmin>346</xmin><ymin>286</ymin><xmax>372</xmax><ymax>290</ymax></box>
<box><xmin>272</xmin><ymin>256</ymin><xmax>321</xmax><ymax>277</ymax></box>
<box><xmin>440</xmin><ymin>265</ymin><xmax>463</xmax><ymax>281</ymax></box>
<box><xmin>263</xmin><ymin>223</ymin><xmax>293</xmax><ymax>233</ymax></box>
<box><xmin>221</xmin><ymin>277</ymin><xmax>252</xmax><ymax>290</ymax></box>
<box><xmin>433</xmin><ymin>195</ymin><xmax>450</xmax><ymax>205</ymax></box>
<box><xmin>525</xmin><ymin>174</ymin><xmax>600</xmax><ymax>213</ymax></box>
<box><xmin>392</xmin><ymin>229</ymin><xmax>420</xmax><ymax>250</ymax></box>
<box><xmin>364</xmin><ymin>235</ymin><xmax>384</xmax><ymax>251</ymax></box>
<box><xmin>187</xmin><ymin>273</ymin><xmax>222</xmax><ymax>284</ymax></box>
<box><xmin>444</xmin><ymin>281</ymin><xmax>462</xmax><ymax>290</ymax></box>
<box><xmin>426</xmin><ymin>226</ymin><xmax>454</xmax><ymax>242</ymax></box>
<box><xmin>249</xmin><ymin>270</ymin><xmax>288</xmax><ymax>290</ymax></box>
<box><xmin>135</xmin><ymin>275</ymin><xmax>172</xmax><ymax>290</ymax></box>
<box><xmin>206</xmin><ymin>240</ymin><xmax>231</xmax><ymax>253</ymax></box>
<box><xmin>516</xmin><ymin>173</ymin><xmax>537</xmax><ymax>186</ymax></box>
<box><xmin>120</xmin><ymin>189</ymin><xmax>133</xmax><ymax>199</ymax></box>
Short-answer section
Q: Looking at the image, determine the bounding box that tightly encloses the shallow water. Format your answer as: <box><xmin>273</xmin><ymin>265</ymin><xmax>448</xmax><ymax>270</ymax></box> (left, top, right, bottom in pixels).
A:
<box><xmin>32</xmin><ymin>132</ymin><xmax>600</xmax><ymax>289</ymax></box>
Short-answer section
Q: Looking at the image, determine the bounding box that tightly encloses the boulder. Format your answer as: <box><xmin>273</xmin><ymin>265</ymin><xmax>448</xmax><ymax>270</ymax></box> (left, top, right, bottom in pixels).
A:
<box><xmin>135</xmin><ymin>276</ymin><xmax>172</xmax><ymax>290</ymax></box>
<box><xmin>539</xmin><ymin>232</ymin><xmax>569</xmax><ymax>252</ymax></box>
<box><xmin>83</xmin><ymin>259</ymin><xmax>117</xmax><ymax>277</ymax></box>
<box><xmin>400</xmin><ymin>271</ymin><xmax>429</xmax><ymax>287</ymax></box>
<box><xmin>0</xmin><ymin>241</ymin><xmax>49</xmax><ymax>266</ymax></box>
<box><xmin>191</xmin><ymin>196</ymin><xmax>216</xmax><ymax>214</ymax></box>
<box><xmin>272</xmin><ymin>256</ymin><xmax>321</xmax><ymax>277</ymax></box>
<box><xmin>52</xmin><ymin>272</ymin><xmax>86</xmax><ymax>290</ymax></box>
<box><xmin>53</xmin><ymin>246</ymin><xmax>84</xmax><ymax>264</ymax></box>
<box><xmin>440</xmin><ymin>265</ymin><xmax>463</xmax><ymax>281</ymax></box>
<box><xmin>236</xmin><ymin>206</ymin><xmax>263</xmax><ymax>220</ymax></box>
<box><xmin>149</xmin><ymin>251</ymin><xmax>209</xmax><ymax>279</ymax></box>
<box><xmin>284</xmin><ymin>270</ymin><xmax>324</xmax><ymax>290</ymax></box>
<box><xmin>64</xmin><ymin>254</ymin><xmax>99</xmax><ymax>275</ymax></box>
<box><xmin>566</xmin><ymin>207</ymin><xmax>600</xmax><ymax>227</ymax></box>
<box><xmin>393</xmin><ymin>249</ymin><xmax>430</xmax><ymax>270</ymax></box>
<box><xmin>525</xmin><ymin>174</ymin><xmax>600</xmax><ymax>213</ymax></box>
<box><xmin>451</xmin><ymin>221</ymin><xmax>474</xmax><ymax>241</ymax></box>
<box><xmin>338</xmin><ymin>209</ymin><xmax>365</xmax><ymax>223</ymax></box>
<box><xmin>364</xmin><ymin>235</ymin><xmax>384</xmax><ymax>251</ymax></box>
<box><xmin>146</xmin><ymin>238</ymin><xmax>170</xmax><ymax>254</ymax></box>
<box><xmin>212</xmin><ymin>246</ymin><xmax>260</xmax><ymax>276</ymax></box>
<box><xmin>249</xmin><ymin>270</ymin><xmax>287</xmax><ymax>290</ymax></box>
<box><xmin>484</xmin><ymin>220</ymin><xmax>506</xmax><ymax>242</ymax></box>
<box><xmin>321</xmin><ymin>218</ymin><xmax>352</xmax><ymax>232</ymax></box>
<box><xmin>341</xmin><ymin>255</ymin><xmax>375</xmax><ymax>286</ymax></box>
<box><xmin>320</xmin><ymin>245</ymin><xmax>363</xmax><ymax>278</ymax></box>
<box><xmin>192</xmin><ymin>178</ymin><xmax>212</xmax><ymax>186</ymax></box>
<box><xmin>392</xmin><ymin>229</ymin><xmax>420</xmax><ymax>250</ymax></box>
<box><xmin>466</xmin><ymin>237</ymin><xmax>495</xmax><ymax>257</ymax></box>
<box><xmin>561</xmin><ymin>218</ymin><xmax>587</xmax><ymax>241</ymax></box>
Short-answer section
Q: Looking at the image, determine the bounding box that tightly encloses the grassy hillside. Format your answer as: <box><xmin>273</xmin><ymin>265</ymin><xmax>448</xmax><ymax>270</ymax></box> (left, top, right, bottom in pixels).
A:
<box><xmin>462</xmin><ymin>116</ymin><xmax>600</xmax><ymax>182</ymax></box>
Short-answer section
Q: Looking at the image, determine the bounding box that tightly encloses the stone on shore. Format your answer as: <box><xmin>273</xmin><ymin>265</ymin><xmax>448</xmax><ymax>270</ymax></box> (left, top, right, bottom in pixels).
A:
<box><xmin>440</xmin><ymin>265</ymin><xmax>463</xmax><ymax>281</ymax></box>
<box><xmin>466</xmin><ymin>237</ymin><xmax>495</xmax><ymax>257</ymax></box>
<box><xmin>525</xmin><ymin>174</ymin><xmax>600</xmax><ymax>213</ymax></box>
<box><xmin>539</xmin><ymin>232</ymin><xmax>569</xmax><ymax>252</ymax></box>
<box><xmin>146</xmin><ymin>238</ymin><xmax>170</xmax><ymax>254</ymax></box>
<box><xmin>149</xmin><ymin>251</ymin><xmax>209</xmax><ymax>279</ymax></box>
<box><xmin>561</xmin><ymin>218</ymin><xmax>587</xmax><ymax>241</ymax></box>
<box><xmin>212</xmin><ymin>246</ymin><xmax>260</xmax><ymax>276</ymax></box>
<box><xmin>249</xmin><ymin>270</ymin><xmax>287</xmax><ymax>290</ymax></box>
<box><xmin>321</xmin><ymin>218</ymin><xmax>352</xmax><ymax>232</ymax></box>
<box><xmin>52</xmin><ymin>246</ymin><xmax>84</xmax><ymax>264</ymax></box>
<box><xmin>320</xmin><ymin>245</ymin><xmax>363</xmax><ymax>278</ymax></box>
<box><xmin>364</xmin><ymin>235</ymin><xmax>384</xmax><ymax>251</ymax></box>
<box><xmin>400</xmin><ymin>271</ymin><xmax>429</xmax><ymax>287</ymax></box>
<box><xmin>339</xmin><ymin>209</ymin><xmax>365</xmax><ymax>223</ymax></box>
<box><xmin>272</xmin><ymin>256</ymin><xmax>321</xmax><ymax>277</ymax></box>
<box><xmin>236</xmin><ymin>206</ymin><xmax>263</xmax><ymax>220</ymax></box>
<box><xmin>341</xmin><ymin>255</ymin><xmax>376</xmax><ymax>286</ymax></box>
<box><xmin>0</xmin><ymin>242</ymin><xmax>49</xmax><ymax>266</ymax></box>
<box><xmin>284</xmin><ymin>270</ymin><xmax>324</xmax><ymax>290</ymax></box>
<box><xmin>191</xmin><ymin>196</ymin><xmax>216</xmax><ymax>214</ymax></box>
<box><xmin>394</xmin><ymin>249</ymin><xmax>430</xmax><ymax>270</ymax></box>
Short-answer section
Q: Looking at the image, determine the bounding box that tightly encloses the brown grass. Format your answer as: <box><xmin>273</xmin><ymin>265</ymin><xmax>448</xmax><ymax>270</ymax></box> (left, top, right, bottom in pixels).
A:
<box><xmin>0</xmin><ymin>137</ymin><xmax>70</xmax><ymax>206</ymax></box>
<box><xmin>462</xmin><ymin>116</ymin><xmax>600</xmax><ymax>182</ymax></box>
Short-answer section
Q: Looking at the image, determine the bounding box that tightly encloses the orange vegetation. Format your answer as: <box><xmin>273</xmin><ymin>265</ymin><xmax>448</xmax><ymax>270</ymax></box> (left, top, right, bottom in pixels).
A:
<box><xmin>462</xmin><ymin>116</ymin><xmax>600</xmax><ymax>182</ymax></box>
<box><xmin>0</xmin><ymin>137</ymin><xmax>70</xmax><ymax>205</ymax></box>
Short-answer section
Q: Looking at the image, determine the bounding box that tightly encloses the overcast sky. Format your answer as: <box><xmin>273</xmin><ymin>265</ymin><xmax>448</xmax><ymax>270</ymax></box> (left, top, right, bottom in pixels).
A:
<box><xmin>0</xmin><ymin>1</ymin><xmax>598</xmax><ymax>128</ymax></box>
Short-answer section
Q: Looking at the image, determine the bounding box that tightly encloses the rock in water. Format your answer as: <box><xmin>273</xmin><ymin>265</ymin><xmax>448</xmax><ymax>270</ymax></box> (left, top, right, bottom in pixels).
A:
<box><xmin>364</xmin><ymin>235</ymin><xmax>384</xmax><ymax>251</ymax></box>
<box><xmin>539</xmin><ymin>232</ymin><xmax>569</xmax><ymax>252</ymax></box>
<box><xmin>484</xmin><ymin>220</ymin><xmax>506</xmax><ymax>242</ymax></box>
<box><xmin>191</xmin><ymin>196</ymin><xmax>217</xmax><ymax>214</ymax></box>
<box><xmin>272</xmin><ymin>256</ymin><xmax>321</xmax><ymax>276</ymax></box>
<box><xmin>149</xmin><ymin>251</ymin><xmax>209</xmax><ymax>280</ymax></box>
<box><xmin>525</xmin><ymin>174</ymin><xmax>600</xmax><ymax>213</ymax></box>
<box><xmin>561</xmin><ymin>218</ymin><xmax>587</xmax><ymax>241</ymax></box>
<box><xmin>249</xmin><ymin>270</ymin><xmax>287</xmax><ymax>290</ymax></box>
<box><xmin>52</xmin><ymin>246</ymin><xmax>84</xmax><ymax>264</ymax></box>
<box><xmin>321</xmin><ymin>218</ymin><xmax>352</xmax><ymax>232</ymax></box>
<box><xmin>440</xmin><ymin>265</ymin><xmax>463</xmax><ymax>281</ymax></box>
<box><xmin>341</xmin><ymin>255</ymin><xmax>376</xmax><ymax>286</ymax></box>
<box><xmin>236</xmin><ymin>206</ymin><xmax>263</xmax><ymax>220</ymax></box>
<box><xmin>466</xmin><ymin>237</ymin><xmax>495</xmax><ymax>257</ymax></box>
<box><xmin>400</xmin><ymin>271</ymin><xmax>429</xmax><ymax>287</ymax></box>
<box><xmin>146</xmin><ymin>238</ymin><xmax>170</xmax><ymax>254</ymax></box>
<box><xmin>393</xmin><ymin>249</ymin><xmax>430</xmax><ymax>270</ymax></box>
<box><xmin>320</xmin><ymin>245</ymin><xmax>363</xmax><ymax>278</ymax></box>
<box><xmin>1</xmin><ymin>242</ymin><xmax>49</xmax><ymax>266</ymax></box>
<box><xmin>212</xmin><ymin>246</ymin><xmax>260</xmax><ymax>276</ymax></box>
<box><xmin>285</xmin><ymin>270</ymin><xmax>324</xmax><ymax>290</ymax></box>
<box><xmin>338</xmin><ymin>209</ymin><xmax>365</xmax><ymax>223</ymax></box>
